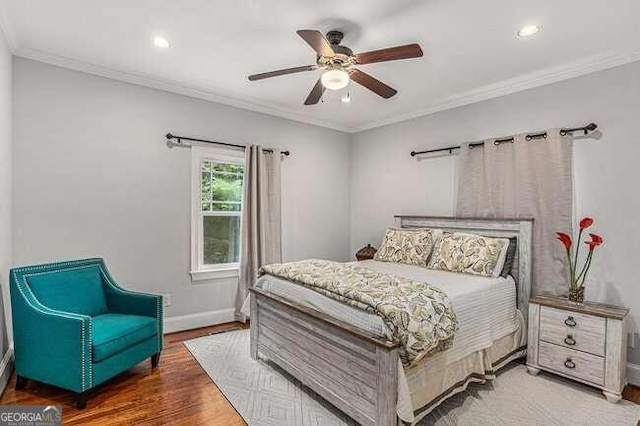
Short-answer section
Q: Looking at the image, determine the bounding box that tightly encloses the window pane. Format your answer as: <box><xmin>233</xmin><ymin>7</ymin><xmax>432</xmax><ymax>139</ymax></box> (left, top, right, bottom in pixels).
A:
<box><xmin>203</xmin><ymin>216</ymin><xmax>241</xmax><ymax>265</ymax></box>
<box><xmin>201</xmin><ymin>202</ymin><xmax>212</xmax><ymax>212</ymax></box>
<box><xmin>200</xmin><ymin>161</ymin><xmax>244</xmax><ymax>210</ymax></box>
<box><xmin>212</xmin><ymin>170</ymin><xmax>243</xmax><ymax>203</ymax></box>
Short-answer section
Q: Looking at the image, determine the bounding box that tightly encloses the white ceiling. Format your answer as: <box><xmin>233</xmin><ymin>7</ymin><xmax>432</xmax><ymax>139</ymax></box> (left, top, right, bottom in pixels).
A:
<box><xmin>1</xmin><ymin>0</ymin><xmax>640</xmax><ymax>132</ymax></box>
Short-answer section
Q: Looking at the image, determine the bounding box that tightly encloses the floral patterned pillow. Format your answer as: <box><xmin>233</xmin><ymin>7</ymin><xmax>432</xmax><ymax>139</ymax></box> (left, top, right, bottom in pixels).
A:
<box><xmin>427</xmin><ymin>232</ymin><xmax>510</xmax><ymax>278</ymax></box>
<box><xmin>373</xmin><ymin>228</ymin><xmax>439</xmax><ymax>266</ymax></box>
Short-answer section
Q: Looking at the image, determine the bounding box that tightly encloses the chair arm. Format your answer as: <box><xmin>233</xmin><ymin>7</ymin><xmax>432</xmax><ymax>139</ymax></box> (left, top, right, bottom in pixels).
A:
<box><xmin>104</xmin><ymin>286</ymin><xmax>163</xmax><ymax>319</ymax></box>
<box><xmin>10</xmin><ymin>278</ymin><xmax>92</xmax><ymax>393</ymax></box>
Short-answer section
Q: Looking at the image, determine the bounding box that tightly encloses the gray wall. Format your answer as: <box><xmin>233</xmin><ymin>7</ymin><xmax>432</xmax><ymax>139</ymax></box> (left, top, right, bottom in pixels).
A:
<box><xmin>350</xmin><ymin>61</ymin><xmax>640</xmax><ymax>364</ymax></box>
<box><xmin>12</xmin><ymin>58</ymin><xmax>351</xmax><ymax>321</ymax></box>
<box><xmin>0</xmin><ymin>28</ymin><xmax>12</xmax><ymax>385</ymax></box>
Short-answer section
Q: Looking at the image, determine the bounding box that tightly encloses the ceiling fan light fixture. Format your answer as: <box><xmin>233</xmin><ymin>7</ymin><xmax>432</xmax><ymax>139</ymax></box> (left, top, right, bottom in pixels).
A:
<box><xmin>321</xmin><ymin>69</ymin><xmax>350</xmax><ymax>91</ymax></box>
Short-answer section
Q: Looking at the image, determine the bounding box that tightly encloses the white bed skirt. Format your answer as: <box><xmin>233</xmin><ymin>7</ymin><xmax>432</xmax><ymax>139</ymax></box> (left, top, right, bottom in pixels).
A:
<box><xmin>401</xmin><ymin>312</ymin><xmax>526</xmax><ymax>424</ymax></box>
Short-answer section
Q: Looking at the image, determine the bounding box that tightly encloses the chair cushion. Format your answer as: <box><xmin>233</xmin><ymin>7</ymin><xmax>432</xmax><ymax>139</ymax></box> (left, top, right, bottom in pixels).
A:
<box><xmin>92</xmin><ymin>313</ymin><xmax>158</xmax><ymax>362</ymax></box>
<box><xmin>26</xmin><ymin>265</ymin><xmax>108</xmax><ymax>316</ymax></box>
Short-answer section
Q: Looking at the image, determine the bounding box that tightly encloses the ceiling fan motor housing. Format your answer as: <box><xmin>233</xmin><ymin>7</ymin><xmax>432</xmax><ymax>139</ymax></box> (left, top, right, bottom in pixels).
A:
<box><xmin>326</xmin><ymin>30</ymin><xmax>344</xmax><ymax>45</ymax></box>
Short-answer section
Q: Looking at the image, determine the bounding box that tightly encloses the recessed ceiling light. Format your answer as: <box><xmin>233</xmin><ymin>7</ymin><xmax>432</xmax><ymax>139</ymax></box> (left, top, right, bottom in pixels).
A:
<box><xmin>153</xmin><ymin>36</ymin><xmax>170</xmax><ymax>48</ymax></box>
<box><xmin>518</xmin><ymin>25</ymin><xmax>541</xmax><ymax>38</ymax></box>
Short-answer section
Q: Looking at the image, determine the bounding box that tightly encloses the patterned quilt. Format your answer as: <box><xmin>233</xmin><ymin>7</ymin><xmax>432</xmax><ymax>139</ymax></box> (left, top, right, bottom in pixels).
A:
<box><xmin>259</xmin><ymin>259</ymin><xmax>458</xmax><ymax>367</ymax></box>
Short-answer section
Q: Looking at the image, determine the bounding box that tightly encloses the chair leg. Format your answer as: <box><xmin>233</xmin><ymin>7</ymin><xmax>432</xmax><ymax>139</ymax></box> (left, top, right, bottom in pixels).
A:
<box><xmin>151</xmin><ymin>352</ymin><xmax>160</xmax><ymax>368</ymax></box>
<box><xmin>76</xmin><ymin>391</ymin><xmax>89</xmax><ymax>409</ymax></box>
<box><xmin>15</xmin><ymin>375</ymin><xmax>27</xmax><ymax>390</ymax></box>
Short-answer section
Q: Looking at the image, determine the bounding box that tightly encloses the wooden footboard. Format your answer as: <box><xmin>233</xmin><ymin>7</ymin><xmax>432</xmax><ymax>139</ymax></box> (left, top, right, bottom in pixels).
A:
<box><xmin>250</xmin><ymin>287</ymin><xmax>400</xmax><ymax>426</ymax></box>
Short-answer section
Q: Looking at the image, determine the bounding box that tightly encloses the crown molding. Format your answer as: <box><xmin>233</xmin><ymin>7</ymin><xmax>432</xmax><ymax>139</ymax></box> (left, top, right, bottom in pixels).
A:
<box><xmin>14</xmin><ymin>47</ymin><xmax>351</xmax><ymax>133</ymax></box>
<box><xmin>8</xmin><ymin>37</ymin><xmax>640</xmax><ymax>135</ymax></box>
<box><xmin>350</xmin><ymin>46</ymin><xmax>640</xmax><ymax>133</ymax></box>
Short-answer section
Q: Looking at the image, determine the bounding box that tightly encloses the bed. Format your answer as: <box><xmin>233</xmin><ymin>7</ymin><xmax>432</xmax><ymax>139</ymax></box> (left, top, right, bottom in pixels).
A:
<box><xmin>249</xmin><ymin>216</ymin><xmax>533</xmax><ymax>426</ymax></box>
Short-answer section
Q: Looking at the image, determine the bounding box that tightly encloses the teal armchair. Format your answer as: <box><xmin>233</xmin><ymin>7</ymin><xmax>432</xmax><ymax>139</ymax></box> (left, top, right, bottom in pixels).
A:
<box><xmin>10</xmin><ymin>258</ymin><xmax>163</xmax><ymax>409</ymax></box>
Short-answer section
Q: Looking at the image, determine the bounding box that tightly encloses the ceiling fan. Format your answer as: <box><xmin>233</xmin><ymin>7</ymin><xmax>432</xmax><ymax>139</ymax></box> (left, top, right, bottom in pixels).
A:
<box><xmin>248</xmin><ymin>30</ymin><xmax>423</xmax><ymax>105</ymax></box>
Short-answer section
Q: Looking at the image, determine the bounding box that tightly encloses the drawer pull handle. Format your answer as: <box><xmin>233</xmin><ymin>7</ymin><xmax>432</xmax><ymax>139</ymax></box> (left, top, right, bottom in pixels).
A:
<box><xmin>564</xmin><ymin>316</ymin><xmax>577</xmax><ymax>327</ymax></box>
<box><xmin>564</xmin><ymin>358</ymin><xmax>576</xmax><ymax>369</ymax></box>
<box><xmin>564</xmin><ymin>335</ymin><xmax>576</xmax><ymax>346</ymax></box>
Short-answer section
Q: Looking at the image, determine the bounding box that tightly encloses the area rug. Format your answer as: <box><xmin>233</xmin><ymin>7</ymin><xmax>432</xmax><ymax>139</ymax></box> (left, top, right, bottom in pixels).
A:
<box><xmin>184</xmin><ymin>329</ymin><xmax>639</xmax><ymax>426</ymax></box>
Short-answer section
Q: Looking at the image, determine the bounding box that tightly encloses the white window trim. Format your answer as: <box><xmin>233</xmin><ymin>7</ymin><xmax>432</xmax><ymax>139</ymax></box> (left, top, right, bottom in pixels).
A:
<box><xmin>190</xmin><ymin>145</ymin><xmax>245</xmax><ymax>282</ymax></box>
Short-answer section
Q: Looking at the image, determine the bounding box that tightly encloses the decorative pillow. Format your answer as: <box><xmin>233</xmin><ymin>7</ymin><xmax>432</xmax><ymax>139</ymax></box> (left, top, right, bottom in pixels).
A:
<box><xmin>500</xmin><ymin>237</ymin><xmax>517</xmax><ymax>278</ymax></box>
<box><xmin>373</xmin><ymin>228</ymin><xmax>439</xmax><ymax>267</ymax></box>
<box><xmin>427</xmin><ymin>232</ymin><xmax>510</xmax><ymax>278</ymax></box>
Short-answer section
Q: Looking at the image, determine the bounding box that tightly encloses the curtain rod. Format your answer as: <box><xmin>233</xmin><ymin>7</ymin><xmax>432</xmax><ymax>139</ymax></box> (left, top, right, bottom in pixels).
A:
<box><xmin>165</xmin><ymin>133</ymin><xmax>290</xmax><ymax>156</ymax></box>
<box><xmin>410</xmin><ymin>123</ymin><xmax>598</xmax><ymax>157</ymax></box>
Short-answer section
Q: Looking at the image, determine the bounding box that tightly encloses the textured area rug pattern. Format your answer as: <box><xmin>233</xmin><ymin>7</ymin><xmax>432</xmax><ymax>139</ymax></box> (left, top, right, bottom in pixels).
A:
<box><xmin>185</xmin><ymin>329</ymin><xmax>639</xmax><ymax>426</ymax></box>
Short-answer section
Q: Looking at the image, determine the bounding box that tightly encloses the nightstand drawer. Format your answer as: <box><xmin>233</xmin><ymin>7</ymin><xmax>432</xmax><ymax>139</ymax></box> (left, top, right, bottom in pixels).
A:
<box><xmin>539</xmin><ymin>306</ymin><xmax>606</xmax><ymax>356</ymax></box>
<box><xmin>538</xmin><ymin>341</ymin><xmax>604</xmax><ymax>385</ymax></box>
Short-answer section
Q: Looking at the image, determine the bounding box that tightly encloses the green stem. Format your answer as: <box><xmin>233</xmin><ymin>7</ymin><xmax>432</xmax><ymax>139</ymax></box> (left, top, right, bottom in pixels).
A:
<box><xmin>576</xmin><ymin>248</ymin><xmax>593</xmax><ymax>283</ymax></box>
<box><xmin>579</xmin><ymin>250</ymin><xmax>595</xmax><ymax>288</ymax></box>
<box><xmin>573</xmin><ymin>229</ymin><xmax>583</xmax><ymax>281</ymax></box>
<box><xmin>566</xmin><ymin>248</ymin><xmax>576</xmax><ymax>290</ymax></box>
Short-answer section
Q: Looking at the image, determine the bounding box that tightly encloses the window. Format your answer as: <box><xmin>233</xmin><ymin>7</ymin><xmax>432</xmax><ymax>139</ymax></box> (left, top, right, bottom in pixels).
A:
<box><xmin>191</xmin><ymin>147</ymin><xmax>244</xmax><ymax>281</ymax></box>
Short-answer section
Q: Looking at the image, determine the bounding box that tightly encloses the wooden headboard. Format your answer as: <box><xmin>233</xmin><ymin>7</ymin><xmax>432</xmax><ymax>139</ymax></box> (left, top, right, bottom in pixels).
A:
<box><xmin>395</xmin><ymin>215</ymin><xmax>533</xmax><ymax>321</ymax></box>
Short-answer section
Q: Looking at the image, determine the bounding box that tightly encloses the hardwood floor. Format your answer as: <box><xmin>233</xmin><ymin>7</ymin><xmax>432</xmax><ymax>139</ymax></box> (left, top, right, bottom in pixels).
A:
<box><xmin>1</xmin><ymin>321</ymin><xmax>638</xmax><ymax>425</ymax></box>
<box><xmin>0</xmin><ymin>322</ymin><xmax>249</xmax><ymax>426</ymax></box>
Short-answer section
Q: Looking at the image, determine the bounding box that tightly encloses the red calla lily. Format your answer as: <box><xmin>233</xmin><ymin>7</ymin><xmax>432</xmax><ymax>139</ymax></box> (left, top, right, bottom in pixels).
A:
<box><xmin>579</xmin><ymin>217</ymin><xmax>594</xmax><ymax>230</ymax></box>
<box><xmin>556</xmin><ymin>232</ymin><xmax>572</xmax><ymax>249</ymax></box>
<box><xmin>585</xmin><ymin>233</ymin><xmax>604</xmax><ymax>249</ymax></box>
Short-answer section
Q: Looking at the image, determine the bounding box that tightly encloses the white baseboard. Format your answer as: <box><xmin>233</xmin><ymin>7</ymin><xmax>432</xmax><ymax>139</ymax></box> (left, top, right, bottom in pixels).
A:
<box><xmin>627</xmin><ymin>362</ymin><xmax>640</xmax><ymax>387</ymax></box>
<box><xmin>0</xmin><ymin>345</ymin><xmax>14</xmax><ymax>396</ymax></box>
<box><xmin>164</xmin><ymin>308</ymin><xmax>236</xmax><ymax>334</ymax></box>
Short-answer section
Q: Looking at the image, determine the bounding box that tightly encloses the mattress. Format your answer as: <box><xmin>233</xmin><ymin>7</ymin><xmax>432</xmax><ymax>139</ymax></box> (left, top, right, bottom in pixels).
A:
<box><xmin>252</xmin><ymin>259</ymin><xmax>523</xmax><ymax>423</ymax></box>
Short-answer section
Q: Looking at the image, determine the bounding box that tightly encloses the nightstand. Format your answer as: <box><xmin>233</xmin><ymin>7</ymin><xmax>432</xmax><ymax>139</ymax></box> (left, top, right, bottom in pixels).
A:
<box><xmin>527</xmin><ymin>294</ymin><xmax>629</xmax><ymax>403</ymax></box>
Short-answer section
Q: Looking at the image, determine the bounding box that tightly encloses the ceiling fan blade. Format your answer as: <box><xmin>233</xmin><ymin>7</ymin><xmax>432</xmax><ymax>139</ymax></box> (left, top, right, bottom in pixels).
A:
<box><xmin>297</xmin><ymin>30</ymin><xmax>335</xmax><ymax>58</ymax></box>
<box><xmin>349</xmin><ymin>69</ymin><xmax>397</xmax><ymax>99</ymax></box>
<box><xmin>354</xmin><ymin>43</ymin><xmax>423</xmax><ymax>65</ymax></box>
<box><xmin>304</xmin><ymin>78</ymin><xmax>325</xmax><ymax>105</ymax></box>
<box><xmin>248</xmin><ymin>65</ymin><xmax>317</xmax><ymax>81</ymax></box>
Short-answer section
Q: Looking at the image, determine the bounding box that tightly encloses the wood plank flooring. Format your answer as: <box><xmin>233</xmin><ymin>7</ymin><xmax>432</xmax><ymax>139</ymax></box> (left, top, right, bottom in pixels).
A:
<box><xmin>1</xmin><ymin>321</ymin><xmax>638</xmax><ymax>425</ymax></box>
<box><xmin>0</xmin><ymin>322</ymin><xmax>248</xmax><ymax>426</ymax></box>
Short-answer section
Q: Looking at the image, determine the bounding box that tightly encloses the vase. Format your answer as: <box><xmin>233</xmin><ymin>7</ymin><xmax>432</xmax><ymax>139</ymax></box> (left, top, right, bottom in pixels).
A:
<box><xmin>568</xmin><ymin>286</ymin><xmax>585</xmax><ymax>304</ymax></box>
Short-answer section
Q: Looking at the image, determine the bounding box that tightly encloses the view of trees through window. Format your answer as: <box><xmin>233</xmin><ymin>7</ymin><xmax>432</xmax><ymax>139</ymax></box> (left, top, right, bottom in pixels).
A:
<box><xmin>201</xmin><ymin>161</ymin><xmax>244</xmax><ymax>265</ymax></box>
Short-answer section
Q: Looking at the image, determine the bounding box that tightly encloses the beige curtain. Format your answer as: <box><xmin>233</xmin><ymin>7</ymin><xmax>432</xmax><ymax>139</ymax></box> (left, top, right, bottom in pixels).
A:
<box><xmin>237</xmin><ymin>145</ymin><xmax>282</xmax><ymax>319</ymax></box>
<box><xmin>456</xmin><ymin>130</ymin><xmax>573</xmax><ymax>295</ymax></box>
